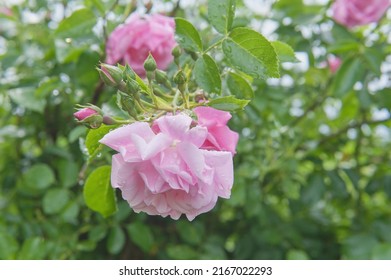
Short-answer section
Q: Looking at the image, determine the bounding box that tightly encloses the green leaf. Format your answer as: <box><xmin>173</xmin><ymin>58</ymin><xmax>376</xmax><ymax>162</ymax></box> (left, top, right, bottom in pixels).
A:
<box><xmin>194</xmin><ymin>54</ymin><xmax>221</xmax><ymax>95</ymax></box>
<box><xmin>175</xmin><ymin>18</ymin><xmax>203</xmax><ymax>52</ymax></box>
<box><xmin>223</xmin><ymin>27</ymin><xmax>279</xmax><ymax>79</ymax></box>
<box><xmin>42</xmin><ymin>189</ymin><xmax>70</xmax><ymax>215</ymax></box>
<box><xmin>55</xmin><ymin>8</ymin><xmax>97</xmax><ymax>39</ymax></box>
<box><xmin>0</xmin><ymin>232</ymin><xmax>19</xmax><ymax>259</ymax></box>
<box><xmin>83</xmin><ymin>166</ymin><xmax>117</xmax><ymax>217</ymax></box>
<box><xmin>85</xmin><ymin>124</ymin><xmax>114</xmax><ymax>156</ymax></box>
<box><xmin>287</xmin><ymin>249</ymin><xmax>309</xmax><ymax>260</ymax></box>
<box><xmin>227</xmin><ymin>72</ymin><xmax>254</xmax><ymax>99</ymax></box>
<box><xmin>372</xmin><ymin>243</ymin><xmax>391</xmax><ymax>260</ymax></box>
<box><xmin>332</xmin><ymin>56</ymin><xmax>365</xmax><ymax>98</ymax></box>
<box><xmin>23</xmin><ymin>164</ymin><xmax>55</xmax><ymax>190</ymax></box>
<box><xmin>107</xmin><ymin>226</ymin><xmax>126</xmax><ymax>255</ymax></box>
<box><xmin>208</xmin><ymin>0</ymin><xmax>236</xmax><ymax>34</ymax></box>
<box><xmin>9</xmin><ymin>87</ymin><xmax>46</xmax><ymax>113</ymax></box>
<box><xmin>57</xmin><ymin>159</ymin><xmax>79</xmax><ymax>188</ymax></box>
<box><xmin>271</xmin><ymin>41</ymin><xmax>299</xmax><ymax>63</ymax></box>
<box><xmin>127</xmin><ymin>222</ymin><xmax>154</xmax><ymax>253</ymax></box>
<box><xmin>17</xmin><ymin>237</ymin><xmax>46</xmax><ymax>260</ymax></box>
<box><xmin>363</xmin><ymin>48</ymin><xmax>383</xmax><ymax>76</ymax></box>
<box><xmin>207</xmin><ymin>96</ymin><xmax>249</xmax><ymax>111</ymax></box>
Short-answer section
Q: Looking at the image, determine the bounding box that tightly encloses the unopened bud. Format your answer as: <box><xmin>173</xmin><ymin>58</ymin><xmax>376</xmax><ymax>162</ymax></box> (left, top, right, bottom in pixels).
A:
<box><xmin>100</xmin><ymin>63</ymin><xmax>123</xmax><ymax>84</ymax></box>
<box><xmin>144</xmin><ymin>53</ymin><xmax>157</xmax><ymax>72</ymax></box>
<box><xmin>155</xmin><ymin>70</ymin><xmax>171</xmax><ymax>88</ymax></box>
<box><xmin>172</xmin><ymin>45</ymin><xmax>181</xmax><ymax>58</ymax></box>
<box><xmin>173</xmin><ymin>70</ymin><xmax>186</xmax><ymax>85</ymax></box>
<box><xmin>74</xmin><ymin>107</ymin><xmax>103</xmax><ymax>129</ymax></box>
<box><xmin>123</xmin><ymin>64</ymin><xmax>136</xmax><ymax>81</ymax></box>
<box><xmin>126</xmin><ymin>79</ymin><xmax>140</xmax><ymax>94</ymax></box>
<box><xmin>97</xmin><ymin>68</ymin><xmax>116</xmax><ymax>87</ymax></box>
<box><xmin>119</xmin><ymin>94</ymin><xmax>138</xmax><ymax>118</ymax></box>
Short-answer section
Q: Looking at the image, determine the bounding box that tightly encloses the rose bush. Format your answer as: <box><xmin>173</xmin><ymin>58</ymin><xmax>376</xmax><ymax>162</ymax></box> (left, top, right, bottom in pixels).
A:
<box><xmin>99</xmin><ymin>109</ymin><xmax>237</xmax><ymax>220</ymax></box>
<box><xmin>332</xmin><ymin>0</ymin><xmax>390</xmax><ymax>28</ymax></box>
<box><xmin>105</xmin><ymin>13</ymin><xmax>176</xmax><ymax>76</ymax></box>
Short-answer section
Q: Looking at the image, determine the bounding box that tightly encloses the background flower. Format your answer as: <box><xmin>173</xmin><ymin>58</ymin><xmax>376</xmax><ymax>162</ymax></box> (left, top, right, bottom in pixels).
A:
<box><xmin>105</xmin><ymin>13</ymin><xmax>177</xmax><ymax>76</ymax></box>
<box><xmin>332</xmin><ymin>0</ymin><xmax>390</xmax><ymax>28</ymax></box>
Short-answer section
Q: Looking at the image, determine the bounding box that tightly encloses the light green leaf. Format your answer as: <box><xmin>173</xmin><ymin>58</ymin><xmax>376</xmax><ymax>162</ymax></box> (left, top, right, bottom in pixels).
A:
<box><xmin>372</xmin><ymin>243</ymin><xmax>391</xmax><ymax>260</ymax></box>
<box><xmin>9</xmin><ymin>87</ymin><xmax>46</xmax><ymax>113</ymax></box>
<box><xmin>207</xmin><ymin>96</ymin><xmax>249</xmax><ymax>111</ymax></box>
<box><xmin>287</xmin><ymin>249</ymin><xmax>309</xmax><ymax>260</ymax></box>
<box><xmin>43</xmin><ymin>189</ymin><xmax>70</xmax><ymax>215</ymax></box>
<box><xmin>208</xmin><ymin>0</ymin><xmax>236</xmax><ymax>34</ymax></box>
<box><xmin>271</xmin><ymin>41</ymin><xmax>299</xmax><ymax>63</ymax></box>
<box><xmin>17</xmin><ymin>237</ymin><xmax>46</xmax><ymax>260</ymax></box>
<box><xmin>55</xmin><ymin>8</ymin><xmax>97</xmax><ymax>39</ymax></box>
<box><xmin>332</xmin><ymin>56</ymin><xmax>365</xmax><ymax>98</ymax></box>
<box><xmin>194</xmin><ymin>54</ymin><xmax>221</xmax><ymax>95</ymax></box>
<box><xmin>223</xmin><ymin>27</ymin><xmax>279</xmax><ymax>79</ymax></box>
<box><xmin>107</xmin><ymin>226</ymin><xmax>126</xmax><ymax>255</ymax></box>
<box><xmin>127</xmin><ymin>222</ymin><xmax>154</xmax><ymax>253</ymax></box>
<box><xmin>0</xmin><ymin>232</ymin><xmax>19</xmax><ymax>259</ymax></box>
<box><xmin>83</xmin><ymin>166</ymin><xmax>117</xmax><ymax>218</ymax></box>
<box><xmin>23</xmin><ymin>164</ymin><xmax>55</xmax><ymax>190</ymax></box>
<box><xmin>227</xmin><ymin>72</ymin><xmax>254</xmax><ymax>99</ymax></box>
<box><xmin>85</xmin><ymin>125</ymin><xmax>114</xmax><ymax>156</ymax></box>
<box><xmin>175</xmin><ymin>18</ymin><xmax>203</xmax><ymax>52</ymax></box>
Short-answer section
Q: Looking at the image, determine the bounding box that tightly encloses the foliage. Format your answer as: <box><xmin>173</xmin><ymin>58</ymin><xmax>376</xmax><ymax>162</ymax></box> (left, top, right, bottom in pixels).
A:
<box><xmin>1</xmin><ymin>0</ymin><xmax>391</xmax><ymax>260</ymax></box>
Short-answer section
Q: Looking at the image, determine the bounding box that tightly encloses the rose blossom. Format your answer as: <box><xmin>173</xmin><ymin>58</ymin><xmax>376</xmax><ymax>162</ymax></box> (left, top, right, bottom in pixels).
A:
<box><xmin>332</xmin><ymin>0</ymin><xmax>390</xmax><ymax>28</ymax></box>
<box><xmin>99</xmin><ymin>110</ymin><xmax>237</xmax><ymax>220</ymax></box>
<box><xmin>74</xmin><ymin>108</ymin><xmax>98</xmax><ymax>121</ymax></box>
<box><xmin>105</xmin><ymin>13</ymin><xmax>176</xmax><ymax>77</ymax></box>
<box><xmin>194</xmin><ymin>106</ymin><xmax>239</xmax><ymax>154</ymax></box>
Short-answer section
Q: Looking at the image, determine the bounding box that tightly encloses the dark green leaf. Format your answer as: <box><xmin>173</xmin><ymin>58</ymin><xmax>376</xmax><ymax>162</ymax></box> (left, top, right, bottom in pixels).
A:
<box><xmin>194</xmin><ymin>54</ymin><xmax>221</xmax><ymax>94</ymax></box>
<box><xmin>208</xmin><ymin>96</ymin><xmax>249</xmax><ymax>111</ymax></box>
<box><xmin>107</xmin><ymin>226</ymin><xmax>126</xmax><ymax>255</ymax></box>
<box><xmin>83</xmin><ymin>166</ymin><xmax>117</xmax><ymax>217</ymax></box>
<box><xmin>58</xmin><ymin>159</ymin><xmax>79</xmax><ymax>188</ymax></box>
<box><xmin>43</xmin><ymin>189</ymin><xmax>70</xmax><ymax>215</ymax></box>
<box><xmin>55</xmin><ymin>8</ymin><xmax>97</xmax><ymax>39</ymax></box>
<box><xmin>127</xmin><ymin>222</ymin><xmax>154</xmax><ymax>253</ymax></box>
<box><xmin>223</xmin><ymin>28</ymin><xmax>279</xmax><ymax>79</ymax></box>
<box><xmin>175</xmin><ymin>18</ymin><xmax>203</xmax><ymax>52</ymax></box>
<box><xmin>271</xmin><ymin>41</ymin><xmax>299</xmax><ymax>63</ymax></box>
<box><xmin>208</xmin><ymin>0</ymin><xmax>236</xmax><ymax>34</ymax></box>
<box><xmin>23</xmin><ymin>164</ymin><xmax>55</xmax><ymax>190</ymax></box>
<box><xmin>332</xmin><ymin>56</ymin><xmax>365</xmax><ymax>98</ymax></box>
<box><xmin>227</xmin><ymin>72</ymin><xmax>254</xmax><ymax>99</ymax></box>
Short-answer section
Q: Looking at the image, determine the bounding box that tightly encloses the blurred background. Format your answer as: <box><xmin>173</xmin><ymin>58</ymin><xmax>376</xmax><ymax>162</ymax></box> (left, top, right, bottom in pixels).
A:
<box><xmin>1</xmin><ymin>0</ymin><xmax>391</xmax><ymax>259</ymax></box>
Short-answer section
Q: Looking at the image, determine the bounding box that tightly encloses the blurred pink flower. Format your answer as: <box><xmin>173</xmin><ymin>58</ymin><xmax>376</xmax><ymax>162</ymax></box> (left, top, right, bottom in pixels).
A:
<box><xmin>194</xmin><ymin>106</ymin><xmax>239</xmax><ymax>155</ymax></box>
<box><xmin>100</xmin><ymin>111</ymin><xmax>236</xmax><ymax>220</ymax></box>
<box><xmin>332</xmin><ymin>0</ymin><xmax>390</xmax><ymax>28</ymax></box>
<box><xmin>105</xmin><ymin>13</ymin><xmax>176</xmax><ymax>77</ymax></box>
<box><xmin>328</xmin><ymin>56</ymin><xmax>342</xmax><ymax>73</ymax></box>
<box><xmin>0</xmin><ymin>7</ymin><xmax>12</xmax><ymax>17</ymax></box>
<box><xmin>74</xmin><ymin>108</ymin><xmax>98</xmax><ymax>121</ymax></box>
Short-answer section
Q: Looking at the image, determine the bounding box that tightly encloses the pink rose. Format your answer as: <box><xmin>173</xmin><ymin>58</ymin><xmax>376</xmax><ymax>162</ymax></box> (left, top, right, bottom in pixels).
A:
<box><xmin>328</xmin><ymin>56</ymin><xmax>342</xmax><ymax>73</ymax></box>
<box><xmin>332</xmin><ymin>0</ymin><xmax>390</xmax><ymax>28</ymax></box>
<box><xmin>105</xmin><ymin>13</ymin><xmax>177</xmax><ymax>77</ymax></box>
<box><xmin>99</xmin><ymin>112</ymin><xmax>236</xmax><ymax>220</ymax></box>
<box><xmin>194</xmin><ymin>106</ymin><xmax>239</xmax><ymax>155</ymax></box>
<box><xmin>74</xmin><ymin>108</ymin><xmax>98</xmax><ymax>121</ymax></box>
